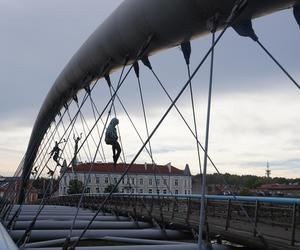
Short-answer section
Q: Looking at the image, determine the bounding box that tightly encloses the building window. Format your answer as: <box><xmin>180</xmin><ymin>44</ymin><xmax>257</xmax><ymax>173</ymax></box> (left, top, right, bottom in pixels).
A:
<box><xmin>105</xmin><ymin>177</ymin><xmax>109</xmax><ymax>184</ymax></box>
<box><xmin>87</xmin><ymin>176</ymin><xmax>91</xmax><ymax>183</ymax></box>
<box><xmin>156</xmin><ymin>189</ymin><xmax>160</xmax><ymax>194</ymax></box>
<box><xmin>185</xmin><ymin>190</ymin><xmax>187</xmax><ymax>194</ymax></box>
<box><xmin>156</xmin><ymin>178</ymin><xmax>160</xmax><ymax>185</ymax></box>
<box><xmin>96</xmin><ymin>176</ymin><xmax>100</xmax><ymax>184</ymax></box>
<box><xmin>64</xmin><ymin>176</ymin><xmax>67</xmax><ymax>185</ymax></box>
<box><xmin>175</xmin><ymin>190</ymin><xmax>178</xmax><ymax>194</ymax></box>
<box><xmin>163</xmin><ymin>189</ymin><xmax>167</xmax><ymax>194</ymax></box>
<box><xmin>122</xmin><ymin>178</ymin><xmax>125</xmax><ymax>184</ymax></box>
<box><xmin>184</xmin><ymin>179</ymin><xmax>187</xmax><ymax>187</ymax></box>
<box><xmin>139</xmin><ymin>189</ymin><xmax>143</xmax><ymax>193</ymax></box>
<box><xmin>63</xmin><ymin>187</ymin><xmax>66</xmax><ymax>194</ymax></box>
<box><xmin>163</xmin><ymin>178</ymin><xmax>167</xmax><ymax>185</ymax></box>
<box><xmin>188</xmin><ymin>190</ymin><xmax>190</xmax><ymax>194</ymax></box>
<box><xmin>149</xmin><ymin>189</ymin><xmax>153</xmax><ymax>193</ymax></box>
<box><xmin>96</xmin><ymin>187</ymin><xmax>100</xmax><ymax>193</ymax></box>
<box><xmin>175</xmin><ymin>179</ymin><xmax>178</xmax><ymax>186</ymax></box>
<box><xmin>149</xmin><ymin>178</ymin><xmax>153</xmax><ymax>186</ymax></box>
<box><xmin>85</xmin><ymin>187</ymin><xmax>90</xmax><ymax>193</ymax></box>
<box><xmin>139</xmin><ymin>178</ymin><xmax>143</xmax><ymax>185</ymax></box>
<box><xmin>121</xmin><ymin>189</ymin><xmax>124</xmax><ymax>193</ymax></box>
<box><xmin>114</xmin><ymin>177</ymin><xmax>117</xmax><ymax>184</ymax></box>
<box><xmin>131</xmin><ymin>178</ymin><xmax>135</xmax><ymax>185</ymax></box>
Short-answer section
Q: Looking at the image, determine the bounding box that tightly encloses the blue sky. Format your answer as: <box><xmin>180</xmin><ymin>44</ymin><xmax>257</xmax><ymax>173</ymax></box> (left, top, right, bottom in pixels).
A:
<box><xmin>0</xmin><ymin>1</ymin><xmax>299</xmax><ymax>178</ymax></box>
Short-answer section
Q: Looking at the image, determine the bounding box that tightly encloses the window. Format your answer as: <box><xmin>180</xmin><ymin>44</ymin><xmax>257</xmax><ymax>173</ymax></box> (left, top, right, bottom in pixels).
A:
<box><xmin>64</xmin><ymin>176</ymin><xmax>67</xmax><ymax>185</ymax></box>
<box><xmin>96</xmin><ymin>176</ymin><xmax>100</xmax><ymax>184</ymax></box>
<box><xmin>85</xmin><ymin>187</ymin><xmax>90</xmax><ymax>193</ymax></box>
<box><xmin>175</xmin><ymin>190</ymin><xmax>178</xmax><ymax>194</ymax></box>
<box><xmin>185</xmin><ymin>190</ymin><xmax>187</xmax><ymax>194</ymax></box>
<box><xmin>156</xmin><ymin>178</ymin><xmax>160</xmax><ymax>185</ymax></box>
<box><xmin>114</xmin><ymin>177</ymin><xmax>117</xmax><ymax>184</ymax></box>
<box><xmin>139</xmin><ymin>178</ymin><xmax>143</xmax><ymax>185</ymax></box>
<box><xmin>63</xmin><ymin>187</ymin><xmax>66</xmax><ymax>194</ymax></box>
<box><xmin>122</xmin><ymin>178</ymin><xmax>125</xmax><ymax>184</ymax></box>
<box><xmin>87</xmin><ymin>176</ymin><xmax>91</xmax><ymax>183</ymax></box>
<box><xmin>175</xmin><ymin>179</ymin><xmax>178</xmax><ymax>186</ymax></box>
<box><xmin>149</xmin><ymin>189</ymin><xmax>153</xmax><ymax>193</ymax></box>
<box><xmin>156</xmin><ymin>189</ymin><xmax>160</xmax><ymax>194</ymax></box>
<box><xmin>139</xmin><ymin>189</ymin><xmax>143</xmax><ymax>193</ymax></box>
<box><xmin>163</xmin><ymin>189</ymin><xmax>167</xmax><ymax>194</ymax></box>
<box><xmin>121</xmin><ymin>189</ymin><xmax>124</xmax><ymax>193</ymax></box>
<box><xmin>131</xmin><ymin>178</ymin><xmax>135</xmax><ymax>185</ymax></box>
<box><xmin>163</xmin><ymin>178</ymin><xmax>167</xmax><ymax>185</ymax></box>
<box><xmin>149</xmin><ymin>178</ymin><xmax>153</xmax><ymax>186</ymax></box>
<box><xmin>96</xmin><ymin>187</ymin><xmax>100</xmax><ymax>193</ymax></box>
<box><xmin>184</xmin><ymin>179</ymin><xmax>187</xmax><ymax>187</ymax></box>
<box><xmin>105</xmin><ymin>177</ymin><xmax>109</xmax><ymax>184</ymax></box>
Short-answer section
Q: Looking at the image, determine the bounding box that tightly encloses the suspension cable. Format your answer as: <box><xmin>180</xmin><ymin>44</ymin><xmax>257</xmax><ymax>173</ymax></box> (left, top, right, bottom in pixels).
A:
<box><xmin>256</xmin><ymin>40</ymin><xmax>300</xmax><ymax>90</ymax></box>
<box><xmin>108</xmin><ymin>84</ymin><xmax>178</xmax><ymax>199</ymax></box>
<box><xmin>106</xmin><ymin>80</ymin><xmax>126</xmax><ymax>163</ymax></box>
<box><xmin>181</xmin><ymin>41</ymin><xmax>203</xmax><ymax>175</ymax></box>
<box><xmin>232</xmin><ymin>19</ymin><xmax>300</xmax><ymax>90</ymax></box>
<box><xmin>17</xmin><ymin>89</ymin><xmax>93</xmax><ymax>246</ymax></box>
<box><xmin>198</xmin><ymin>29</ymin><xmax>216</xmax><ymax>250</ymax></box>
<box><xmin>88</xmin><ymin>94</ymin><xmax>107</xmax><ymax>162</ymax></box>
<box><xmin>70</xmin><ymin>13</ymin><xmax>237</xmax><ymax>247</ymax></box>
<box><xmin>63</xmin><ymin>60</ymin><xmax>129</xmax><ymax>248</ymax></box>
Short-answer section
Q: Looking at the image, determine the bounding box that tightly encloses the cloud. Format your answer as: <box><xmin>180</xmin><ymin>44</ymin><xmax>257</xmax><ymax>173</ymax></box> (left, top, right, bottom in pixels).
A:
<box><xmin>0</xmin><ymin>2</ymin><xmax>299</xmax><ymax>179</ymax></box>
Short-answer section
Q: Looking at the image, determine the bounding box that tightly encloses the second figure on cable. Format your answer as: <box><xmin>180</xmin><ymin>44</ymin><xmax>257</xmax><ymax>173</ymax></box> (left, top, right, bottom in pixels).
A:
<box><xmin>105</xmin><ymin>118</ymin><xmax>121</xmax><ymax>164</ymax></box>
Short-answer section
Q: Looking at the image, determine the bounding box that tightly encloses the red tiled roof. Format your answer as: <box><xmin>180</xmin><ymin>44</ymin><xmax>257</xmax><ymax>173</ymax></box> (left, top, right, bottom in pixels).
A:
<box><xmin>67</xmin><ymin>162</ymin><xmax>184</xmax><ymax>175</ymax></box>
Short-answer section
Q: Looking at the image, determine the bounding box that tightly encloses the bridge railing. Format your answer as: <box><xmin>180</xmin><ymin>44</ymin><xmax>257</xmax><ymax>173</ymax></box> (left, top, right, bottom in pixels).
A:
<box><xmin>44</xmin><ymin>193</ymin><xmax>300</xmax><ymax>248</ymax></box>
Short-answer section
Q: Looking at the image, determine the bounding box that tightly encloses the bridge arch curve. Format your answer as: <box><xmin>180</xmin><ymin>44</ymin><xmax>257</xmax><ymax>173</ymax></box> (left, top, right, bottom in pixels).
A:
<box><xmin>19</xmin><ymin>0</ymin><xmax>299</xmax><ymax>203</ymax></box>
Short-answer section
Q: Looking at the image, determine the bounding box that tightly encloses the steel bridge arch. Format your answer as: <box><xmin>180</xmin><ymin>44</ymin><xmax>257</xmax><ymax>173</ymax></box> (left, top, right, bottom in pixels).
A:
<box><xmin>19</xmin><ymin>0</ymin><xmax>300</xmax><ymax>203</ymax></box>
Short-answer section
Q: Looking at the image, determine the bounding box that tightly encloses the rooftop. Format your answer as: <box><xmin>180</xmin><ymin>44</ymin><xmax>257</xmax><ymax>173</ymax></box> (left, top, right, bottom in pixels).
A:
<box><xmin>67</xmin><ymin>162</ymin><xmax>190</xmax><ymax>176</ymax></box>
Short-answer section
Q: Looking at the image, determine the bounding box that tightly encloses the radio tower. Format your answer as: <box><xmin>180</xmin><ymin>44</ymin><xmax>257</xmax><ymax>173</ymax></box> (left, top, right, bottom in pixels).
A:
<box><xmin>266</xmin><ymin>161</ymin><xmax>271</xmax><ymax>179</ymax></box>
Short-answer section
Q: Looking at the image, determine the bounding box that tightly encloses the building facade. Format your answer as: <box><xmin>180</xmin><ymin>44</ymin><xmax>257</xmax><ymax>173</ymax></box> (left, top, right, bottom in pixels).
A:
<box><xmin>59</xmin><ymin>162</ymin><xmax>192</xmax><ymax>196</ymax></box>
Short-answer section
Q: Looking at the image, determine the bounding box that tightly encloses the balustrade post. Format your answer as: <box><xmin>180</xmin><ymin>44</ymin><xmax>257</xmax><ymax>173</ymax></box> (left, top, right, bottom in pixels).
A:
<box><xmin>253</xmin><ymin>201</ymin><xmax>259</xmax><ymax>237</ymax></box>
<box><xmin>185</xmin><ymin>198</ymin><xmax>191</xmax><ymax>226</ymax></box>
<box><xmin>291</xmin><ymin>203</ymin><xmax>297</xmax><ymax>246</ymax></box>
<box><xmin>225</xmin><ymin>199</ymin><xmax>231</xmax><ymax>231</ymax></box>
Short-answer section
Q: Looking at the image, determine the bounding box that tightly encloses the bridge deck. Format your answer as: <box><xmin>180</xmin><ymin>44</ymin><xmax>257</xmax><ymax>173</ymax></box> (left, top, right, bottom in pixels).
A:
<box><xmin>45</xmin><ymin>194</ymin><xmax>300</xmax><ymax>250</ymax></box>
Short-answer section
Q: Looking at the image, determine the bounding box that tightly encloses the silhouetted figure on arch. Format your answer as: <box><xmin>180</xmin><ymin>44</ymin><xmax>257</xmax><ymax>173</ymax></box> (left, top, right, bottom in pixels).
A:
<box><xmin>105</xmin><ymin>118</ymin><xmax>121</xmax><ymax>164</ymax></box>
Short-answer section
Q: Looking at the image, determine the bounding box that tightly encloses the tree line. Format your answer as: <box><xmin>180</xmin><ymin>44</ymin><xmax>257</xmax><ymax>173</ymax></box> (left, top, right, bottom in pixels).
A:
<box><xmin>194</xmin><ymin>173</ymin><xmax>300</xmax><ymax>189</ymax></box>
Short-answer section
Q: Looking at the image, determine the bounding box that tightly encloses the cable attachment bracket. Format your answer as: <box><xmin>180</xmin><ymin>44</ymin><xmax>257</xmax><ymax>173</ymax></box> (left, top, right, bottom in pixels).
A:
<box><xmin>232</xmin><ymin>19</ymin><xmax>258</xmax><ymax>41</ymax></box>
<box><xmin>141</xmin><ymin>56</ymin><xmax>152</xmax><ymax>70</ymax></box>
<box><xmin>73</xmin><ymin>94</ymin><xmax>78</xmax><ymax>103</ymax></box>
<box><xmin>133</xmin><ymin>61</ymin><xmax>140</xmax><ymax>78</ymax></box>
<box><xmin>294</xmin><ymin>4</ymin><xmax>300</xmax><ymax>29</ymax></box>
<box><xmin>226</xmin><ymin>0</ymin><xmax>248</xmax><ymax>24</ymax></box>
<box><xmin>84</xmin><ymin>85</ymin><xmax>91</xmax><ymax>95</ymax></box>
<box><xmin>207</xmin><ymin>14</ymin><xmax>219</xmax><ymax>34</ymax></box>
<box><xmin>104</xmin><ymin>74</ymin><xmax>112</xmax><ymax>87</ymax></box>
<box><xmin>181</xmin><ymin>41</ymin><xmax>191</xmax><ymax>66</ymax></box>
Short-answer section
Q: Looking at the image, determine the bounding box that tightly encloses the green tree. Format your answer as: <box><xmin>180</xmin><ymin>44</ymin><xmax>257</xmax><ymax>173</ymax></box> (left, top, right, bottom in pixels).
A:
<box><xmin>67</xmin><ymin>179</ymin><xmax>84</xmax><ymax>194</ymax></box>
<box><xmin>104</xmin><ymin>184</ymin><xmax>119</xmax><ymax>193</ymax></box>
<box><xmin>239</xmin><ymin>188</ymin><xmax>251</xmax><ymax>196</ymax></box>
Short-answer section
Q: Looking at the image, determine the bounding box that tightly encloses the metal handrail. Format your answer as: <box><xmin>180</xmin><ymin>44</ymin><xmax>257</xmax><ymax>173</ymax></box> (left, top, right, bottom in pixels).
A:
<box><xmin>0</xmin><ymin>222</ymin><xmax>18</xmax><ymax>250</ymax></box>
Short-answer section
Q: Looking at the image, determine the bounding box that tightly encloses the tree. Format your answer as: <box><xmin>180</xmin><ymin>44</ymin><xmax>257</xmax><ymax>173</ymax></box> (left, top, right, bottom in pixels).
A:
<box><xmin>104</xmin><ymin>184</ymin><xmax>119</xmax><ymax>193</ymax></box>
<box><xmin>67</xmin><ymin>179</ymin><xmax>83</xmax><ymax>194</ymax></box>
